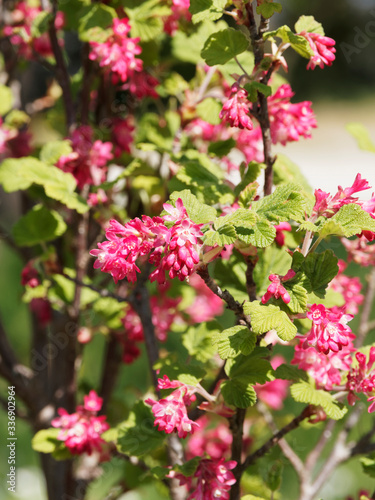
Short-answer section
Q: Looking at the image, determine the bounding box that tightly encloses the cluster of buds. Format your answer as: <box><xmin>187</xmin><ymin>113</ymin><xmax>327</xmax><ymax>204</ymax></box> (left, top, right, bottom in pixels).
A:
<box><xmin>297</xmin><ymin>31</ymin><xmax>336</xmax><ymax>70</ymax></box>
<box><xmin>219</xmin><ymin>83</ymin><xmax>253</xmax><ymax>131</ymax></box>
<box><xmin>52</xmin><ymin>391</ymin><xmax>110</xmax><ymax>455</ymax></box>
<box><xmin>261</xmin><ymin>269</ymin><xmax>296</xmax><ymax>305</ymax></box>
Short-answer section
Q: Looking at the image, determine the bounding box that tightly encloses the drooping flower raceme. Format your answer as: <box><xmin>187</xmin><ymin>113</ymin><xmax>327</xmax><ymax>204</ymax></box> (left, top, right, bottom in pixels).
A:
<box><xmin>261</xmin><ymin>269</ymin><xmax>296</xmax><ymax>305</ymax></box>
<box><xmin>52</xmin><ymin>391</ymin><xmax>110</xmax><ymax>456</ymax></box>
<box><xmin>346</xmin><ymin>347</ymin><xmax>375</xmax><ymax>413</ymax></box>
<box><xmin>267</xmin><ymin>84</ymin><xmax>317</xmax><ymax>145</ymax></box>
<box><xmin>297</xmin><ymin>31</ymin><xmax>336</xmax><ymax>70</ymax></box>
<box><xmin>219</xmin><ymin>83</ymin><xmax>253</xmax><ymax>131</ymax></box>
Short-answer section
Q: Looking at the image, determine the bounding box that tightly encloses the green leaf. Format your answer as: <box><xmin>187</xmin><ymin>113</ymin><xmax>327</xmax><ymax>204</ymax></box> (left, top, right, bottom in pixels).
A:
<box><xmin>346</xmin><ymin>122</ymin><xmax>375</xmax><ymax>153</ymax></box>
<box><xmin>244</xmin><ymin>301</ymin><xmax>297</xmax><ymax>341</ymax></box>
<box><xmin>126</xmin><ymin>0</ymin><xmax>167</xmax><ymax>42</ymax></box>
<box><xmin>196</xmin><ymin>98</ymin><xmax>222</xmax><ymax>125</ymax></box>
<box><xmin>244</xmin><ymin>82</ymin><xmax>272</xmax><ymax>102</ymax></box>
<box><xmin>176</xmin><ymin>456</ymin><xmax>201</xmax><ymax>477</ymax></box>
<box><xmin>225</xmin><ymin>354</ymin><xmax>273</xmax><ymax>385</ymax></box>
<box><xmin>241</xmin><ymin>219</ymin><xmax>276</xmax><ymax>248</ymax></box>
<box><xmin>212</xmin><ymin>326</ymin><xmax>256</xmax><ymax>359</ymax></box>
<box><xmin>294</xmin><ymin>15</ymin><xmax>324</xmax><ymax>35</ymax></box>
<box><xmin>208</xmin><ymin>138</ymin><xmax>236</xmax><ymax>157</ymax></box>
<box><xmin>201</xmin><ymin>28</ymin><xmax>249</xmax><ymax>66</ymax></box>
<box><xmin>290</xmin><ymin>381</ymin><xmax>347</xmax><ymax>420</ymax></box>
<box><xmin>154</xmin><ymin>357</ymin><xmax>206</xmax><ymax>386</ymax></box>
<box><xmin>31</xmin><ymin>11</ymin><xmax>52</xmax><ymax>37</ymax></box>
<box><xmin>301</xmin><ymin>250</ymin><xmax>339</xmax><ymax>298</ymax></box>
<box><xmin>12</xmin><ymin>205</ymin><xmax>67</xmax><ymax>247</ymax></box>
<box><xmin>190</xmin><ymin>0</ymin><xmax>227</xmax><ymax>24</ymax></box>
<box><xmin>172</xmin><ymin>19</ymin><xmax>228</xmax><ymax>64</ymax></box>
<box><xmin>221</xmin><ymin>379</ymin><xmax>257</xmax><ymax>408</ymax></box>
<box><xmin>283</xmin><ymin>281</ymin><xmax>308</xmax><ymax>314</ymax></box>
<box><xmin>212</xmin><ymin>253</ymin><xmax>248</xmax><ymax>302</ymax></box>
<box><xmin>360</xmin><ymin>456</ymin><xmax>375</xmax><ymax>479</ymax></box>
<box><xmin>204</xmin><ymin>225</ymin><xmax>238</xmax><ymax>247</ymax></box>
<box><xmin>117</xmin><ymin>402</ymin><xmax>165</xmax><ymax>456</ymax></box>
<box><xmin>264</xmin><ymin>25</ymin><xmax>314</xmax><ymax>59</ymax></box>
<box><xmin>183</xmin><ymin>321</ymin><xmax>220</xmax><ymax>363</ymax></box>
<box><xmin>252</xmin><ymin>183</ymin><xmax>306</xmax><ymax>223</ymax></box>
<box><xmin>0</xmin><ymin>157</ymin><xmax>88</xmax><ymax>213</ymax></box>
<box><xmin>78</xmin><ymin>4</ymin><xmax>116</xmax><ymax>42</ymax></box>
<box><xmin>214</xmin><ymin>208</ymin><xmax>257</xmax><ymax>230</ymax></box>
<box><xmin>40</xmin><ymin>140</ymin><xmax>73</xmax><ymax>165</ymax></box>
<box><xmin>319</xmin><ymin>204</ymin><xmax>375</xmax><ymax>238</ymax></box>
<box><xmin>238</xmin><ymin>183</ymin><xmax>260</xmax><ymax>209</ymax></box>
<box><xmin>219</xmin><ymin>51</ymin><xmax>255</xmax><ymax>82</ymax></box>
<box><xmin>256</xmin><ymin>1</ymin><xmax>282</xmax><ymax>19</ymax></box>
<box><xmin>274</xmin><ymin>364</ymin><xmax>308</xmax><ymax>382</ymax></box>
<box><xmin>0</xmin><ymin>85</ymin><xmax>13</xmax><ymax>115</ymax></box>
<box><xmin>235</xmin><ymin>163</ymin><xmax>265</xmax><ymax>197</ymax></box>
<box><xmin>32</xmin><ymin>428</ymin><xmax>61</xmax><ymax>454</ymax></box>
<box><xmin>169</xmin><ymin>189</ymin><xmax>217</xmax><ymax>223</ymax></box>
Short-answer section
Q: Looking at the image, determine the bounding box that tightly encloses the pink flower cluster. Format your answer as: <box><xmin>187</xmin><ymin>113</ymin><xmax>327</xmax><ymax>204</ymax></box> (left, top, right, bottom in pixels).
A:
<box><xmin>261</xmin><ymin>269</ymin><xmax>296</xmax><ymax>305</ymax></box>
<box><xmin>219</xmin><ymin>83</ymin><xmax>253</xmax><ymax>131</ymax></box>
<box><xmin>21</xmin><ymin>261</ymin><xmax>40</xmax><ymax>288</ymax></box>
<box><xmin>312</xmin><ymin>174</ymin><xmax>375</xmax><ymax>234</ymax></box>
<box><xmin>56</xmin><ymin>126</ymin><xmax>113</xmax><ymax>189</ymax></box>
<box><xmin>304</xmin><ymin>304</ymin><xmax>354</xmax><ymax>354</ymax></box>
<box><xmin>0</xmin><ymin>118</ymin><xmax>32</xmax><ymax>160</ymax></box>
<box><xmin>145</xmin><ymin>376</ymin><xmax>199</xmax><ymax>438</ymax></box>
<box><xmin>91</xmin><ymin>198</ymin><xmax>203</xmax><ymax>285</ymax></box>
<box><xmin>346</xmin><ymin>347</ymin><xmax>375</xmax><ymax>413</ymax></box>
<box><xmin>111</xmin><ymin>117</ymin><xmax>134</xmax><ymax>157</ymax></box>
<box><xmin>343</xmin><ymin>236</ymin><xmax>375</xmax><ymax>267</ymax></box>
<box><xmin>52</xmin><ymin>390</ymin><xmax>110</xmax><ymax>455</ymax></box>
<box><xmin>268</xmin><ymin>84</ymin><xmax>317</xmax><ymax>145</ymax></box>
<box><xmin>119</xmin><ymin>289</ymin><xmax>181</xmax><ymax>363</ymax></box>
<box><xmin>89</xmin><ymin>18</ymin><xmax>142</xmax><ymax>84</ymax></box>
<box><xmin>4</xmin><ymin>1</ymin><xmax>64</xmax><ymax>58</ymax></box>
<box><xmin>329</xmin><ymin>260</ymin><xmax>363</xmax><ymax>315</ymax></box>
<box><xmin>298</xmin><ymin>31</ymin><xmax>336</xmax><ymax>70</ymax></box>
<box><xmin>171</xmin><ymin>458</ymin><xmax>237</xmax><ymax>500</ymax></box>
<box><xmin>186</xmin><ymin>415</ymin><xmax>233</xmax><ymax>460</ymax></box>
<box><xmin>292</xmin><ymin>340</ymin><xmax>353</xmax><ymax>391</ymax></box>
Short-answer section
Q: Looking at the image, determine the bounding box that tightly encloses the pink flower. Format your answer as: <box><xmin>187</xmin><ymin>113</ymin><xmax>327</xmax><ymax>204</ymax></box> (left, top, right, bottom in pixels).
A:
<box><xmin>52</xmin><ymin>391</ymin><xmax>109</xmax><ymax>456</ymax></box>
<box><xmin>89</xmin><ymin>18</ymin><xmax>143</xmax><ymax>84</ymax></box>
<box><xmin>292</xmin><ymin>340</ymin><xmax>353</xmax><ymax>390</ymax></box>
<box><xmin>56</xmin><ymin>126</ymin><xmax>113</xmax><ymax>189</ymax></box>
<box><xmin>274</xmin><ymin>222</ymin><xmax>292</xmax><ymax>246</ymax></box>
<box><xmin>268</xmin><ymin>84</ymin><xmax>317</xmax><ymax>145</ymax></box>
<box><xmin>164</xmin><ymin>0</ymin><xmax>191</xmax><ymax>35</ymax></box>
<box><xmin>312</xmin><ymin>174</ymin><xmax>371</xmax><ymax>218</ymax></box>
<box><xmin>121</xmin><ymin>71</ymin><xmax>159</xmax><ymax>99</ymax></box>
<box><xmin>329</xmin><ymin>260</ymin><xmax>363</xmax><ymax>315</ymax></box>
<box><xmin>163</xmin><ymin>198</ymin><xmax>188</xmax><ymax>222</ymax></box>
<box><xmin>21</xmin><ymin>261</ymin><xmax>40</xmax><ymax>288</ymax></box>
<box><xmin>186</xmin><ymin>415</ymin><xmax>233</xmax><ymax>460</ymax></box>
<box><xmin>261</xmin><ymin>270</ymin><xmax>296</xmax><ymax>305</ymax></box>
<box><xmin>235</xmin><ymin>126</ymin><xmax>264</xmax><ymax>163</ymax></box>
<box><xmin>342</xmin><ymin>236</ymin><xmax>375</xmax><ymax>267</ymax></box>
<box><xmin>298</xmin><ymin>31</ymin><xmax>336</xmax><ymax>70</ymax></box>
<box><xmin>304</xmin><ymin>304</ymin><xmax>354</xmax><ymax>354</ymax></box>
<box><xmin>145</xmin><ymin>378</ymin><xmax>199</xmax><ymax>439</ymax></box>
<box><xmin>346</xmin><ymin>347</ymin><xmax>375</xmax><ymax>412</ymax></box>
<box><xmin>175</xmin><ymin>458</ymin><xmax>237</xmax><ymax>500</ymax></box>
<box><xmin>111</xmin><ymin>117</ymin><xmax>134</xmax><ymax>156</ymax></box>
<box><xmin>255</xmin><ymin>355</ymin><xmax>289</xmax><ymax>409</ymax></box>
<box><xmin>219</xmin><ymin>84</ymin><xmax>253</xmax><ymax>130</ymax></box>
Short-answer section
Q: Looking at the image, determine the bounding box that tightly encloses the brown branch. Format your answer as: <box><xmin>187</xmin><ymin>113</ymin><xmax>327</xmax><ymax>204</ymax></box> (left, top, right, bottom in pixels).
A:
<box><xmin>196</xmin><ymin>264</ymin><xmax>251</xmax><ymax>328</ymax></box>
<box><xmin>48</xmin><ymin>2</ymin><xmax>74</xmax><ymax>128</ymax></box>
<box><xmin>79</xmin><ymin>43</ymin><xmax>94</xmax><ymax>125</ymax></box>
<box><xmin>242</xmin><ymin>405</ymin><xmax>313</xmax><ymax>471</ymax></box>
<box><xmin>245</xmin><ymin>255</ymin><xmax>258</xmax><ymax>302</ymax></box>
<box><xmin>356</xmin><ymin>266</ymin><xmax>375</xmax><ymax>347</ymax></box>
<box><xmin>99</xmin><ymin>334</ymin><xmax>123</xmax><ymax>415</ymax></box>
<box><xmin>229</xmin><ymin>408</ymin><xmax>247</xmax><ymax>500</ymax></box>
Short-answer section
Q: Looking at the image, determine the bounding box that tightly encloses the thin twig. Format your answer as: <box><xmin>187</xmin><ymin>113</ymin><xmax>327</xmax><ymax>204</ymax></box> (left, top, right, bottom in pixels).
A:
<box><xmin>242</xmin><ymin>405</ymin><xmax>313</xmax><ymax>471</ymax></box>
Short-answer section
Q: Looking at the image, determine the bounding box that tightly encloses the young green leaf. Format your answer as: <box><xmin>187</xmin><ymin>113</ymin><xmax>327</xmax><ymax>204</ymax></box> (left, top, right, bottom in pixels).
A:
<box><xmin>32</xmin><ymin>428</ymin><xmax>61</xmax><ymax>454</ymax></box>
<box><xmin>0</xmin><ymin>85</ymin><xmax>13</xmax><ymax>115</ymax></box>
<box><xmin>256</xmin><ymin>1</ymin><xmax>282</xmax><ymax>19</ymax></box>
<box><xmin>290</xmin><ymin>381</ymin><xmax>347</xmax><ymax>420</ymax></box>
<box><xmin>189</xmin><ymin>0</ymin><xmax>227</xmax><ymax>24</ymax></box>
<box><xmin>40</xmin><ymin>140</ymin><xmax>73</xmax><ymax>165</ymax></box>
<box><xmin>169</xmin><ymin>189</ymin><xmax>217</xmax><ymax>223</ymax></box>
<box><xmin>264</xmin><ymin>26</ymin><xmax>314</xmax><ymax>59</ymax></box>
<box><xmin>252</xmin><ymin>183</ymin><xmax>306</xmax><ymax>223</ymax></box>
<box><xmin>201</xmin><ymin>28</ymin><xmax>249</xmax><ymax>66</ymax></box>
<box><xmin>319</xmin><ymin>204</ymin><xmax>375</xmax><ymax>238</ymax></box>
<box><xmin>212</xmin><ymin>326</ymin><xmax>256</xmax><ymax>359</ymax></box>
<box><xmin>196</xmin><ymin>98</ymin><xmax>222</xmax><ymax>125</ymax></box>
<box><xmin>221</xmin><ymin>379</ymin><xmax>257</xmax><ymax>408</ymax></box>
<box><xmin>294</xmin><ymin>15</ymin><xmax>325</xmax><ymax>35</ymax></box>
<box><xmin>244</xmin><ymin>301</ymin><xmax>297</xmax><ymax>341</ymax></box>
<box><xmin>12</xmin><ymin>205</ymin><xmax>67</xmax><ymax>247</ymax></box>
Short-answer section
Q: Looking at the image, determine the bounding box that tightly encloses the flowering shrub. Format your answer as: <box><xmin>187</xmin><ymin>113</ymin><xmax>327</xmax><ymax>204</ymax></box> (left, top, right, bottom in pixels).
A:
<box><xmin>1</xmin><ymin>1</ymin><xmax>375</xmax><ymax>500</ymax></box>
